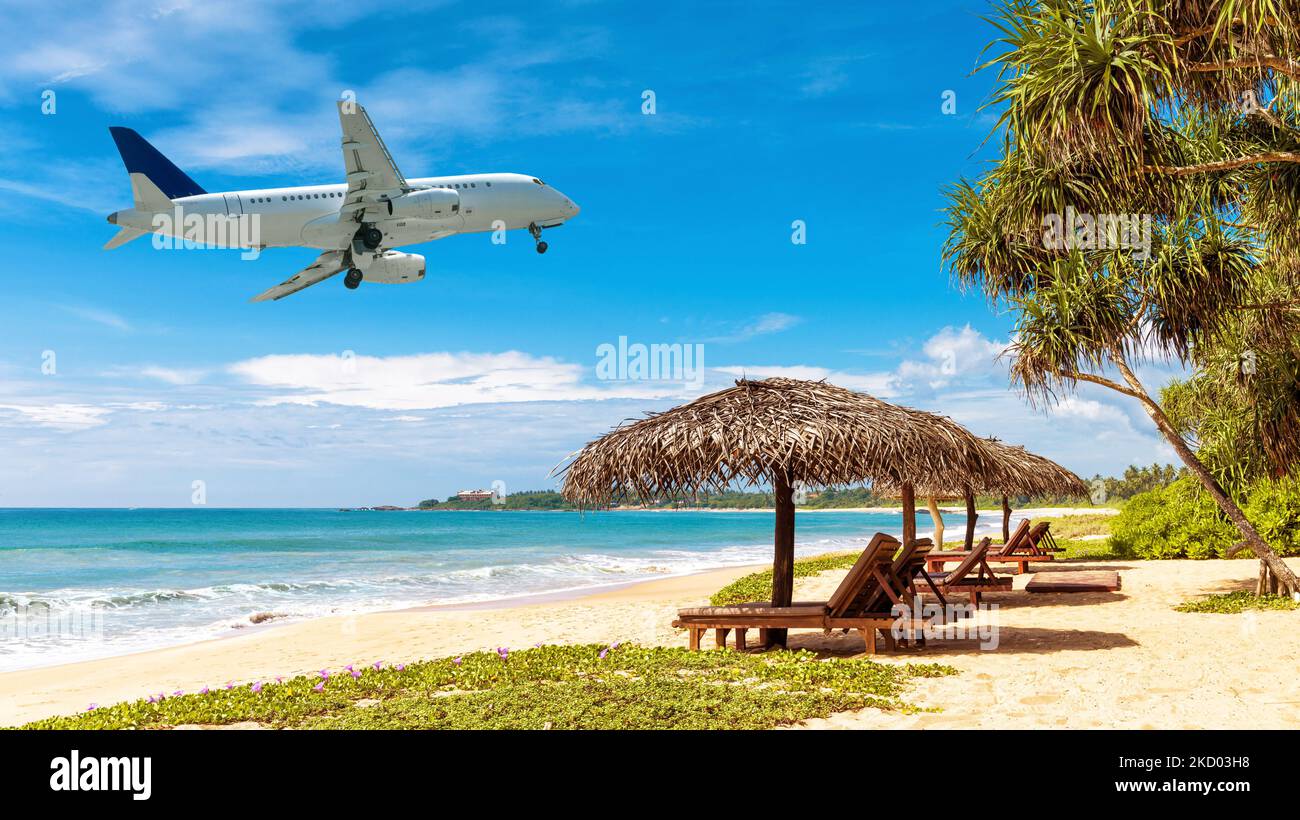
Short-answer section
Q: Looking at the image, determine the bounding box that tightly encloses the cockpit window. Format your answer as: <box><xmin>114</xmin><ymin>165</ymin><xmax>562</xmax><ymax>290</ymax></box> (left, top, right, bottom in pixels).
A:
<box><xmin>532</xmin><ymin>178</ymin><xmax>544</xmax><ymax>186</ymax></box>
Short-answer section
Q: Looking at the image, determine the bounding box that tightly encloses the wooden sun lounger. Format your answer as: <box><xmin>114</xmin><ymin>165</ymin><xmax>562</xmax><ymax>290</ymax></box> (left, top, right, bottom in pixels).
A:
<box><xmin>925</xmin><ymin>519</ymin><xmax>1056</xmax><ymax>574</ymax></box>
<box><xmin>918</xmin><ymin>537</ymin><xmax>1014</xmax><ymax>605</ymax></box>
<box><xmin>672</xmin><ymin>532</ymin><xmax>926</xmax><ymax>654</ymax></box>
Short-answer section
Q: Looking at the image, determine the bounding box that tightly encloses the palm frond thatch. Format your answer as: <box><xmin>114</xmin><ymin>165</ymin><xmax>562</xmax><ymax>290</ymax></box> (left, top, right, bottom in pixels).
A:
<box><xmin>878</xmin><ymin>437</ymin><xmax>1088</xmax><ymax>499</ymax></box>
<box><xmin>556</xmin><ymin>377</ymin><xmax>1017</xmax><ymax>507</ymax></box>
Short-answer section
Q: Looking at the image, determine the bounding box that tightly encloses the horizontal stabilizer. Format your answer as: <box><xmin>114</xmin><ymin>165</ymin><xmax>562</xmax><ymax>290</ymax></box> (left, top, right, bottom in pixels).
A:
<box><xmin>103</xmin><ymin>226</ymin><xmax>147</xmax><ymax>250</ymax></box>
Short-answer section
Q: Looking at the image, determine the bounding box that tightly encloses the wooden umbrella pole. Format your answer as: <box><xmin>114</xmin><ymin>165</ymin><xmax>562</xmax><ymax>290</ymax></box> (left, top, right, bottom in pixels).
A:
<box><xmin>964</xmin><ymin>492</ymin><xmax>977</xmax><ymax>550</ymax></box>
<box><xmin>901</xmin><ymin>483</ymin><xmax>916</xmax><ymax>547</ymax></box>
<box><xmin>926</xmin><ymin>497</ymin><xmax>945</xmax><ymax>549</ymax></box>
<box><xmin>769</xmin><ymin>470</ymin><xmax>796</xmax><ymax>648</ymax></box>
<box><xmin>1001</xmin><ymin>495</ymin><xmax>1011</xmax><ymax>542</ymax></box>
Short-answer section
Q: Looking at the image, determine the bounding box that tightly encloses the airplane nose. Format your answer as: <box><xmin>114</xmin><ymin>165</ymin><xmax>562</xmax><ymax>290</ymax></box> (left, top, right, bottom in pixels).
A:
<box><xmin>107</xmin><ymin>211</ymin><xmax>118</xmax><ymax>225</ymax></box>
<box><xmin>568</xmin><ymin>200</ymin><xmax>580</xmax><ymax>216</ymax></box>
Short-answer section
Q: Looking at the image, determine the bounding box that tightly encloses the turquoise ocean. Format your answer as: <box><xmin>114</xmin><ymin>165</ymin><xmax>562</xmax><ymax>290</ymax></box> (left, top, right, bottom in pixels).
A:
<box><xmin>0</xmin><ymin>507</ymin><xmax>993</xmax><ymax>671</ymax></box>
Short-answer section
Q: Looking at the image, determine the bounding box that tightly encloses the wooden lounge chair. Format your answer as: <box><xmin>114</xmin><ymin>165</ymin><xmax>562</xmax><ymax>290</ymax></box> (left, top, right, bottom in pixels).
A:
<box><xmin>672</xmin><ymin>532</ymin><xmax>921</xmax><ymax>654</ymax></box>
<box><xmin>919</xmin><ymin>537</ymin><xmax>1014</xmax><ymax>605</ymax></box>
<box><xmin>925</xmin><ymin>519</ymin><xmax>1054</xmax><ymax>574</ymax></box>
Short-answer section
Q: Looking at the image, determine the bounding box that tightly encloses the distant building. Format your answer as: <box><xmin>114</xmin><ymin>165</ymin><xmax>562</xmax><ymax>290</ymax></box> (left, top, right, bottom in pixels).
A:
<box><xmin>456</xmin><ymin>489</ymin><xmax>495</xmax><ymax>502</ymax></box>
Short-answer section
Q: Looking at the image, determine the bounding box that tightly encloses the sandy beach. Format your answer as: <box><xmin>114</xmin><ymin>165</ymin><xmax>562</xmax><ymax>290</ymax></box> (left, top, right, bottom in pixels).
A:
<box><xmin>4</xmin><ymin>544</ymin><xmax>1298</xmax><ymax>728</ymax></box>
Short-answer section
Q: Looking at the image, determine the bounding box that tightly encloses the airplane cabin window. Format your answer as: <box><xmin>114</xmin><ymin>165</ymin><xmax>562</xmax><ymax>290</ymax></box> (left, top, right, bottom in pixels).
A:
<box><xmin>533</xmin><ymin>178</ymin><xmax>543</xmax><ymax>185</ymax></box>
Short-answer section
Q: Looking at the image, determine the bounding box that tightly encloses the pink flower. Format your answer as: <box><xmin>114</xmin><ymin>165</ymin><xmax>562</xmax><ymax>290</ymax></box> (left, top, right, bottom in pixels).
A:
<box><xmin>395</xmin><ymin>663</ymin><xmax>405</xmax><ymax>671</ymax></box>
<box><xmin>313</xmin><ymin>682</ymin><xmax>325</xmax><ymax>693</ymax></box>
<box><xmin>372</xmin><ymin>661</ymin><xmax>382</xmax><ymax>671</ymax></box>
<box><xmin>146</xmin><ymin>695</ymin><xmax>157</xmax><ymax>704</ymax></box>
<box><xmin>599</xmin><ymin>648</ymin><xmax>609</xmax><ymax>659</ymax></box>
<box><xmin>275</xmin><ymin>676</ymin><xmax>283</xmax><ymax>683</ymax></box>
<box><xmin>86</xmin><ymin>703</ymin><xmax>97</xmax><ymax>711</ymax></box>
<box><xmin>200</xmin><ymin>686</ymin><xmax>210</xmax><ymax>695</ymax></box>
<box><xmin>251</xmin><ymin>681</ymin><xmax>263</xmax><ymax>693</ymax></box>
<box><xmin>350</xmin><ymin>668</ymin><xmax>361</xmax><ymax>680</ymax></box>
<box><xmin>453</xmin><ymin>657</ymin><xmax>462</xmax><ymax>666</ymax></box>
<box><xmin>173</xmin><ymin>690</ymin><xmax>183</xmax><ymax>696</ymax></box>
<box><xmin>319</xmin><ymin>669</ymin><xmax>330</xmax><ymax>679</ymax></box>
<box><xmin>225</xmin><ymin>681</ymin><xmax>235</xmax><ymax>690</ymax></box>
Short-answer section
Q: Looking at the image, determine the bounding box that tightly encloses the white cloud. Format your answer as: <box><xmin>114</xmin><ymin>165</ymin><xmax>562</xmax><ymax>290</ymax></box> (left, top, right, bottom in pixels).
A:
<box><xmin>136</xmin><ymin>366</ymin><xmax>206</xmax><ymax>385</ymax></box>
<box><xmin>0</xmin><ymin>403</ymin><xmax>113</xmax><ymax>429</ymax></box>
<box><xmin>228</xmin><ymin>350</ymin><xmax>691</xmax><ymax>410</ymax></box>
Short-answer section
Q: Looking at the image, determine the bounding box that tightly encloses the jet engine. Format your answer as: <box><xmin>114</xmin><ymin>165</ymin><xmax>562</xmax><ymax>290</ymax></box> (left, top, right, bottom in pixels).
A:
<box><xmin>386</xmin><ymin>188</ymin><xmax>459</xmax><ymax>220</ymax></box>
<box><xmin>355</xmin><ymin>250</ymin><xmax>425</xmax><ymax>284</ymax></box>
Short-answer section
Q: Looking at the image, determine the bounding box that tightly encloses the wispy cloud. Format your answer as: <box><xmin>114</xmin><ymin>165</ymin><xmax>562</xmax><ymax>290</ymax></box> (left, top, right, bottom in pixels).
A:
<box><xmin>61</xmin><ymin>305</ymin><xmax>131</xmax><ymax>332</ymax></box>
<box><xmin>704</xmin><ymin>312</ymin><xmax>802</xmax><ymax>344</ymax></box>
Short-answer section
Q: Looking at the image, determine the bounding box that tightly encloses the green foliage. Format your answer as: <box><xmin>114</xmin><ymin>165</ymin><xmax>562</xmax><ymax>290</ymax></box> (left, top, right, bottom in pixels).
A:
<box><xmin>1243</xmin><ymin>473</ymin><xmax>1300</xmax><ymax>556</ymax></box>
<box><xmin>1110</xmin><ymin>478</ymin><xmax>1237</xmax><ymax>558</ymax></box>
<box><xmin>20</xmin><ymin>644</ymin><xmax>955</xmax><ymax>731</ymax></box>
<box><xmin>419</xmin><ymin>490</ymin><xmax>573</xmax><ymax>511</ymax></box>
<box><xmin>1087</xmin><ymin>464</ymin><xmax>1182</xmax><ymax>502</ymax></box>
<box><xmin>1174</xmin><ymin>591</ymin><xmax>1300</xmax><ymax>614</ymax></box>
<box><xmin>710</xmin><ymin>552</ymin><xmax>863</xmax><ymax>606</ymax></box>
<box><xmin>1111</xmin><ymin>474</ymin><xmax>1300</xmax><ymax>559</ymax></box>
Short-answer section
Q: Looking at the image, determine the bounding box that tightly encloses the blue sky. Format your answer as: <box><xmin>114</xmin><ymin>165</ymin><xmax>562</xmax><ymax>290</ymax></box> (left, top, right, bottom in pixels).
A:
<box><xmin>0</xmin><ymin>0</ymin><xmax>1179</xmax><ymax>506</ymax></box>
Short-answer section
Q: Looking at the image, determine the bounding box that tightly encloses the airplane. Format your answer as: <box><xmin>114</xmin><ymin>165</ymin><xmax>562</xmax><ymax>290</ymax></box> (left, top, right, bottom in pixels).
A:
<box><xmin>104</xmin><ymin>101</ymin><xmax>581</xmax><ymax>302</ymax></box>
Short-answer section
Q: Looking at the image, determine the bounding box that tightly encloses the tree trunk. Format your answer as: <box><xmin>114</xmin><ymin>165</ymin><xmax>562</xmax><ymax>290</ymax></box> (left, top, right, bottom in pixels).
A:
<box><xmin>901</xmin><ymin>483</ymin><xmax>916</xmax><ymax>547</ymax></box>
<box><xmin>1111</xmin><ymin>355</ymin><xmax>1300</xmax><ymax>598</ymax></box>
<box><xmin>768</xmin><ymin>470</ymin><xmax>796</xmax><ymax>647</ymax></box>
<box><xmin>1001</xmin><ymin>496</ymin><xmax>1011</xmax><ymax>542</ymax></box>
<box><xmin>965</xmin><ymin>493</ymin><xmax>978</xmax><ymax>550</ymax></box>
<box><xmin>926</xmin><ymin>497</ymin><xmax>945</xmax><ymax>548</ymax></box>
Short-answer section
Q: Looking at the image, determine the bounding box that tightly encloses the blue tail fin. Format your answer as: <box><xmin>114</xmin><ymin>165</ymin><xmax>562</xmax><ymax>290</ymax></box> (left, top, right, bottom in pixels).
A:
<box><xmin>108</xmin><ymin>127</ymin><xmax>206</xmax><ymax>199</ymax></box>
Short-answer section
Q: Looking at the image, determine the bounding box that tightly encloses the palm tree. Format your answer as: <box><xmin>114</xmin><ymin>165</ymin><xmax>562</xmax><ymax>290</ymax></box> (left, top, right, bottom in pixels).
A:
<box><xmin>944</xmin><ymin>0</ymin><xmax>1300</xmax><ymax>595</ymax></box>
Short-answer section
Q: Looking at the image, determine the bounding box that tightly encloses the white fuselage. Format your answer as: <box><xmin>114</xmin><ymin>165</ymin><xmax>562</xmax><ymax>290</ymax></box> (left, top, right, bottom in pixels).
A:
<box><xmin>112</xmin><ymin>172</ymin><xmax>579</xmax><ymax>251</ymax></box>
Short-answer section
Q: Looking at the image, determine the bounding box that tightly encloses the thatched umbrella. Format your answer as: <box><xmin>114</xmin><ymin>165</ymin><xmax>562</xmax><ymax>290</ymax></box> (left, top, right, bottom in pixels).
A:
<box><xmin>556</xmin><ymin>377</ymin><xmax>1013</xmax><ymax>646</ymax></box>
<box><xmin>878</xmin><ymin>438</ymin><xmax>1087</xmax><ymax>548</ymax></box>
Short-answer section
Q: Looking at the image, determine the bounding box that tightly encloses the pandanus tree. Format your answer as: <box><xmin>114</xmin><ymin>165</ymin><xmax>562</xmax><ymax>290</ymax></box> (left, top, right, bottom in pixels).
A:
<box><xmin>944</xmin><ymin>0</ymin><xmax>1300</xmax><ymax>595</ymax></box>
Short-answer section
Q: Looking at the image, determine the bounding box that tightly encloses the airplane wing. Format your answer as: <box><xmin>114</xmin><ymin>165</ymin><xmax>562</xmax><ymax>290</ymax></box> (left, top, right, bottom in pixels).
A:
<box><xmin>337</xmin><ymin>100</ymin><xmax>411</xmax><ymax>224</ymax></box>
<box><xmin>250</xmin><ymin>250</ymin><xmax>347</xmax><ymax>302</ymax></box>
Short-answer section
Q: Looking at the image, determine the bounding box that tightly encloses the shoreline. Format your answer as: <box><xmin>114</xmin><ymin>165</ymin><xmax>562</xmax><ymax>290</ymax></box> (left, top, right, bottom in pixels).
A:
<box><xmin>0</xmin><ymin>563</ymin><xmax>760</xmax><ymax>726</ymax></box>
<box><xmin>4</xmin><ymin>555</ymin><xmax>1297</xmax><ymax>729</ymax></box>
<box><xmin>0</xmin><ymin>507</ymin><xmax>1105</xmax><ymax>676</ymax></box>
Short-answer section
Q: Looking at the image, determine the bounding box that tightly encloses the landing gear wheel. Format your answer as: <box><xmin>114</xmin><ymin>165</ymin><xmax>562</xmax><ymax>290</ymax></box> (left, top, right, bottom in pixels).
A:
<box><xmin>362</xmin><ymin>227</ymin><xmax>383</xmax><ymax>250</ymax></box>
<box><xmin>536</xmin><ymin>241</ymin><xmax>548</xmax><ymax>254</ymax></box>
<box><xmin>344</xmin><ymin>268</ymin><xmax>363</xmax><ymax>290</ymax></box>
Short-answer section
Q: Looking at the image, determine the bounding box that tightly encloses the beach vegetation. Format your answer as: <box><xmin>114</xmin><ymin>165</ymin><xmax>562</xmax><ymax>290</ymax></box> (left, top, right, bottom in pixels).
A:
<box><xmin>1174</xmin><ymin>591</ymin><xmax>1300</xmax><ymax>614</ymax></box>
<box><xmin>19</xmin><ymin>644</ymin><xmax>955</xmax><ymax>731</ymax></box>
<box><xmin>1111</xmin><ymin>473</ymin><xmax>1300</xmax><ymax>559</ymax></box>
<box><xmin>942</xmin><ymin>1</ymin><xmax>1300</xmax><ymax>595</ymax></box>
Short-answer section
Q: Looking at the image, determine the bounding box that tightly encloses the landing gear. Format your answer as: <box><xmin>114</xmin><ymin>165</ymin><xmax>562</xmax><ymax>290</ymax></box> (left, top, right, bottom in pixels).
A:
<box><xmin>343</xmin><ymin>268</ymin><xmax>363</xmax><ymax>290</ymax></box>
<box><xmin>528</xmin><ymin>222</ymin><xmax>548</xmax><ymax>254</ymax></box>
<box><xmin>362</xmin><ymin>227</ymin><xmax>383</xmax><ymax>250</ymax></box>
